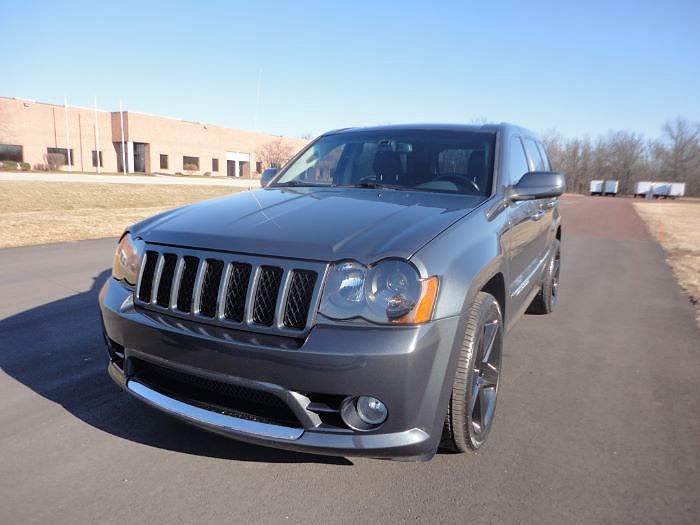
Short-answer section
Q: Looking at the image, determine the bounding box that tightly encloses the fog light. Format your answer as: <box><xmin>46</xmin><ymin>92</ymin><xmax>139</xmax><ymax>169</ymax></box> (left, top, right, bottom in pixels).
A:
<box><xmin>356</xmin><ymin>396</ymin><xmax>387</xmax><ymax>425</ymax></box>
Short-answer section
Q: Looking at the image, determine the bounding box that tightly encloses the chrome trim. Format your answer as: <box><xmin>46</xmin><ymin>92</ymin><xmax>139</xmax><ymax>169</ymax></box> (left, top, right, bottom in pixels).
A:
<box><xmin>215</xmin><ymin>261</ymin><xmax>231</xmax><ymax>318</ymax></box>
<box><xmin>151</xmin><ymin>253</ymin><xmax>165</xmax><ymax>305</ymax></box>
<box><xmin>127</xmin><ymin>379</ymin><xmax>304</xmax><ymax>441</ymax></box>
<box><xmin>134</xmin><ymin>244</ymin><xmax>327</xmax><ymax>337</ymax></box>
<box><xmin>511</xmin><ymin>250</ymin><xmax>548</xmax><ymax>297</ymax></box>
<box><xmin>191</xmin><ymin>258</ymin><xmax>207</xmax><ymax>315</ymax></box>
<box><xmin>170</xmin><ymin>256</ymin><xmax>185</xmax><ymax>309</ymax></box>
<box><xmin>274</xmin><ymin>269</ymin><xmax>294</xmax><ymax>329</ymax></box>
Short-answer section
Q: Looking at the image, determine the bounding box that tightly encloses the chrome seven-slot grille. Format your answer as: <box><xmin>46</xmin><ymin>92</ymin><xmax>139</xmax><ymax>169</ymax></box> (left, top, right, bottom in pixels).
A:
<box><xmin>135</xmin><ymin>246</ymin><xmax>324</xmax><ymax>335</ymax></box>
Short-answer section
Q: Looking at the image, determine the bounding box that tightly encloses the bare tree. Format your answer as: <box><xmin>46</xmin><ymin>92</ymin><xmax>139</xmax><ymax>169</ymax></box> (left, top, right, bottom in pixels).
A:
<box><xmin>601</xmin><ymin>131</ymin><xmax>647</xmax><ymax>194</ymax></box>
<box><xmin>256</xmin><ymin>139</ymin><xmax>294</xmax><ymax>169</ymax></box>
<box><xmin>651</xmin><ymin>117</ymin><xmax>700</xmax><ymax>194</ymax></box>
<box><xmin>543</xmin><ymin>131</ymin><xmax>595</xmax><ymax>193</ymax></box>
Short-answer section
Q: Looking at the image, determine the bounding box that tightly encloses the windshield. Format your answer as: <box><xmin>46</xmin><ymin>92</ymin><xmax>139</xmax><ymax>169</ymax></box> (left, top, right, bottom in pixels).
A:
<box><xmin>271</xmin><ymin>129</ymin><xmax>497</xmax><ymax>196</ymax></box>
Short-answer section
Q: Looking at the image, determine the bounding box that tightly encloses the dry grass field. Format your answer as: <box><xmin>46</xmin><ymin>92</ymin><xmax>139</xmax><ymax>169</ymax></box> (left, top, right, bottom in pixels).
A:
<box><xmin>0</xmin><ymin>182</ymin><xmax>241</xmax><ymax>248</ymax></box>
<box><xmin>634</xmin><ymin>200</ymin><xmax>700</xmax><ymax>322</ymax></box>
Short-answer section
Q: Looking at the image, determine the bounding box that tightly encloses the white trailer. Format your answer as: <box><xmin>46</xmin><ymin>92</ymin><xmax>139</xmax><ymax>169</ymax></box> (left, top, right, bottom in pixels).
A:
<box><xmin>634</xmin><ymin>181</ymin><xmax>652</xmax><ymax>198</ymax></box>
<box><xmin>590</xmin><ymin>180</ymin><xmax>604</xmax><ymax>196</ymax></box>
<box><xmin>669</xmin><ymin>182</ymin><xmax>686</xmax><ymax>198</ymax></box>
<box><xmin>653</xmin><ymin>183</ymin><xmax>671</xmax><ymax>198</ymax></box>
<box><xmin>604</xmin><ymin>180</ymin><xmax>619</xmax><ymax>196</ymax></box>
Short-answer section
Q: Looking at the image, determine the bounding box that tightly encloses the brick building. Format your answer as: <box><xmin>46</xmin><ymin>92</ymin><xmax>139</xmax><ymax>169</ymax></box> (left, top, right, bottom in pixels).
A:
<box><xmin>0</xmin><ymin>96</ymin><xmax>307</xmax><ymax>177</ymax></box>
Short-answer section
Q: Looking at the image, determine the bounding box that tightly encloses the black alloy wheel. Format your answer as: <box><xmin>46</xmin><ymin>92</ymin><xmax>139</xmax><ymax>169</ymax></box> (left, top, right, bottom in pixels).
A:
<box><xmin>442</xmin><ymin>291</ymin><xmax>503</xmax><ymax>452</ymax></box>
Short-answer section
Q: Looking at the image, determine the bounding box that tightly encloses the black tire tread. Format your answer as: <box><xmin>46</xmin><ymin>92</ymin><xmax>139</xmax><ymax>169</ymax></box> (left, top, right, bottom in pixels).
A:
<box><xmin>440</xmin><ymin>291</ymin><xmax>498</xmax><ymax>453</ymax></box>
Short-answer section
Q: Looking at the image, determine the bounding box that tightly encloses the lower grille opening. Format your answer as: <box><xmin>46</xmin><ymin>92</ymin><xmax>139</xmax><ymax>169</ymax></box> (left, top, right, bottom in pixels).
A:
<box><xmin>105</xmin><ymin>336</ymin><xmax>125</xmax><ymax>370</ymax></box>
<box><xmin>305</xmin><ymin>393</ymin><xmax>348</xmax><ymax>429</ymax></box>
<box><xmin>130</xmin><ymin>358</ymin><xmax>301</xmax><ymax>428</ymax></box>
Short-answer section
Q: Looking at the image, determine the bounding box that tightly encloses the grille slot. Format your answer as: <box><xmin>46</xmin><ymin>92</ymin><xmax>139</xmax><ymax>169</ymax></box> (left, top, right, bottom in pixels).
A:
<box><xmin>283</xmin><ymin>270</ymin><xmax>318</xmax><ymax>329</ymax></box>
<box><xmin>132</xmin><ymin>359</ymin><xmax>301</xmax><ymax>427</ymax></box>
<box><xmin>156</xmin><ymin>253</ymin><xmax>178</xmax><ymax>307</ymax></box>
<box><xmin>199</xmin><ymin>259</ymin><xmax>224</xmax><ymax>317</ymax></box>
<box><xmin>176</xmin><ymin>256</ymin><xmax>200</xmax><ymax>312</ymax></box>
<box><xmin>224</xmin><ymin>262</ymin><xmax>252</xmax><ymax>322</ymax></box>
<box><xmin>135</xmin><ymin>246</ymin><xmax>323</xmax><ymax>335</ymax></box>
<box><xmin>137</xmin><ymin>250</ymin><xmax>159</xmax><ymax>302</ymax></box>
<box><xmin>253</xmin><ymin>266</ymin><xmax>283</xmax><ymax>326</ymax></box>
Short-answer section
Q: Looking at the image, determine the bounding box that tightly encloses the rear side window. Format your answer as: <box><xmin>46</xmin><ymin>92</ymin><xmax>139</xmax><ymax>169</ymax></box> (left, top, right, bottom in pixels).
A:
<box><xmin>523</xmin><ymin>138</ymin><xmax>545</xmax><ymax>172</ymax></box>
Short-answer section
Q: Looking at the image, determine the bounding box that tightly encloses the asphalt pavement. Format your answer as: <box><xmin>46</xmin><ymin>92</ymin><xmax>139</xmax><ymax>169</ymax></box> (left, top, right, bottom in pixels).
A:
<box><xmin>1</xmin><ymin>196</ymin><xmax>698</xmax><ymax>524</ymax></box>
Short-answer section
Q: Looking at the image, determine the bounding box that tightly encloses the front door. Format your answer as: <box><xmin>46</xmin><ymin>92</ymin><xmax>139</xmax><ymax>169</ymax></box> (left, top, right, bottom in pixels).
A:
<box><xmin>227</xmin><ymin>160</ymin><xmax>236</xmax><ymax>177</ymax></box>
<box><xmin>133</xmin><ymin>142</ymin><xmax>146</xmax><ymax>172</ymax></box>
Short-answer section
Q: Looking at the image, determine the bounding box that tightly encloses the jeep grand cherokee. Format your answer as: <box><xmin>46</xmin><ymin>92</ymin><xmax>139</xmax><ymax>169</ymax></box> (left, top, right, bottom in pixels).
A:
<box><xmin>99</xmin><ymin>124</ymin><xmax>564</xmax><ymax>461</ymax></box>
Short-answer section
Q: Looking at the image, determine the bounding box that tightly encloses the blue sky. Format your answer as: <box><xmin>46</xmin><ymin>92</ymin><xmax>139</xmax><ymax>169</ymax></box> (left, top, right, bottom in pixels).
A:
<box><xmin>3</xmin><ymin>0</ymin><xmax>699</xmax><ymax>140</ymax></box>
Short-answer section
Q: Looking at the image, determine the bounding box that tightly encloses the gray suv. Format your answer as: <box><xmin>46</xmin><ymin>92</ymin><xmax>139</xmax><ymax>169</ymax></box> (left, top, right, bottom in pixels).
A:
<box><xmin>100</xmin><ymin>124</ymin><xmax>563</xmax><ymax>461</ymax></box>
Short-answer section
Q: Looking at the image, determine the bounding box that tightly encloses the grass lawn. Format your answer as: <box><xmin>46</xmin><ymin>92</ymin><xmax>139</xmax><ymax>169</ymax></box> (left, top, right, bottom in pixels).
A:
<box><xmin>0</xmin><ymin>181</ymin><xmax>242</xmax><ymax>248</ymax></box>
<box><xmin>634</xmin><ymin>200</ymin><xmax>700</xmax><ymax>323</ymax></box>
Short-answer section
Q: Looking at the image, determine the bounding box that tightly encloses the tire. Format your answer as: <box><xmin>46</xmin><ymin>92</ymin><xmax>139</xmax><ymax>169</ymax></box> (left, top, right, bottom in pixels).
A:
<box><xmin>527</xmin><ymin>239</ymin><xmax>561</xmax><ymax>315</ymax></box>
<box><xmin>441</xmin><ymin>292</ymin><xmax>503</xmax><ymax>452</ymax></box>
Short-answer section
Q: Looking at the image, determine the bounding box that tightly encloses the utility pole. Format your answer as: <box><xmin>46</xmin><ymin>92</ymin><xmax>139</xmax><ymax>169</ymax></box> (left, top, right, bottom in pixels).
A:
<box><xmin>64</xmin><ymin>96</ymin><xmax>72</xmax><ymax>171</ymax></box>
<box><xmin>94</xmin><ymin>96</ymin><xmax>101</xmax><ymax>173</ymax></box>
<box><xmin>119</xmin><ymin>98</ymin><xmax>127</xmax><ymax>174</ymax></box>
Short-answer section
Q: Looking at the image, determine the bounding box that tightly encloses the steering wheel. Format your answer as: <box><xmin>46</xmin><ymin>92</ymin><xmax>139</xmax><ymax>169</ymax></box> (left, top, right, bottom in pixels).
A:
<box><xmin>432</xmin><ymin>173</ymin><xmax>480</xmax><ymax>194</ymax></box>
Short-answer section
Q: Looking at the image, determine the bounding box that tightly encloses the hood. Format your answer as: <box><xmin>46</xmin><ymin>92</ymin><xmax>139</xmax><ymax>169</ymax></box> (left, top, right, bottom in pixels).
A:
<box><xmin>131</xmin><ymin>187</ymin><xmax>484</xmax><ymax>263</ymax></box>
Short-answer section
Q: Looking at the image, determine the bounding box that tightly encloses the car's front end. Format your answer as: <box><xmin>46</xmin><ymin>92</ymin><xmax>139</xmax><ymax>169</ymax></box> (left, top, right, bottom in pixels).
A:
<box><xmin>100</xmin><ymin>233</ymin><xmax>468</xmax><ymax>460</ymax></box>
<box><xmin>99</xmin><ymin>125</ymin><xmax>502</xmax><ymax>460</ymax></box>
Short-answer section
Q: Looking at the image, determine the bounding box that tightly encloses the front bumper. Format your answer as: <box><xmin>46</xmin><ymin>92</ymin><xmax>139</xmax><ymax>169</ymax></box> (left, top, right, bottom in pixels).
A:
<box><xmin>99</xmin><ymin>278</ymin><xmax>463</xmax><ymax>461</ymax></box>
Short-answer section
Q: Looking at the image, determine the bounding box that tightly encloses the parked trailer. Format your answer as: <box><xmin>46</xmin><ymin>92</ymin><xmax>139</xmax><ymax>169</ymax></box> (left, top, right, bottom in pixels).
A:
<box><xmin>653</xmin><ymin>183</ymin><xmax>671</xmax><ymax>198</ymax></box>
<box><xmin>669</xmin><ymin>182</ymin><xmax>686</xmax><ymax>198</ymax></box>
<box><xmin>590</xmin><ymin>180</ymin><xmax>604</xmax><ymax>196</ymax></box>
<box><xmin>634</xmin><ymin>181</ymin><xmax>652</xmax><ymax>198</ymax></box>
<box><xmin>604</xmin><ymin>180</ymin><xmax>619</xmax><ymax>196</ymax></box>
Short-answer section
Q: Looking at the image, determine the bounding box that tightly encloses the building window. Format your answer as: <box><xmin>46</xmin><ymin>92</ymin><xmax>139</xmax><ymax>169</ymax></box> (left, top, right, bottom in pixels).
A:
<box><xmin>212</xmin><ymin>158</ymin><xmax>219</xmax><ymax>172</ymax></box>
<box><xmin>256</xmin><ymin>161</ymin><xmax>262</xmax><ymax>174</ymax></box>
<box><xmin>91</xmin><ymin>150</ymin><xmax>103</xmax><ymax>167</ymax></box>
<box><xmin>0</xmin><ymin>144</ymin><xmax>23</xmax><ymax>162</ymax></box>
<box><xmin>47</xmin><ymin>147</ymin><xmax>74</xmax><ymax>166</ymax></box>
<box><xmin>183</xmin><ymin>156</ymin><xmax>199</xmax><ymax>170</ymax></box>
<box><xmin>160</xmin><ymin>154</ymin><xmax>168</xmax><ymax>169</ymax></box>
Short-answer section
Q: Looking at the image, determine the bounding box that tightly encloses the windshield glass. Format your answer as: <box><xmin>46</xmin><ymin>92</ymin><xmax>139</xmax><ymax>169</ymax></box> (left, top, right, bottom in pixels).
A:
<box><xmin>271</xmin><ymin>129</ymin><xmax>497</xmax><ymax>196</ymax></box>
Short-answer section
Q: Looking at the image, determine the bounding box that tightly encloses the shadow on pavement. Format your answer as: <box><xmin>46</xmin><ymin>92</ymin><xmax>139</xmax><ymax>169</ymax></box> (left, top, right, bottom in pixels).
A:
<box><xmin>0</xmin><ymin>269</ymin><xmax>352</xmax><ymax>465</ymax></box>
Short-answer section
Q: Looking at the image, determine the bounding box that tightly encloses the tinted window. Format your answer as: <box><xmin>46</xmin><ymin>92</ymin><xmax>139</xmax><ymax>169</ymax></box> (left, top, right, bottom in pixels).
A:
<box><xmin>508</xmin><ymin>137</ymin><xmax>530</xmax><ymax>186</ymax></box>
<box><xmin>183</xmin><ymin>156</ymin><xmax>199</xmax><ymax>169</ymax></box>
<box><xmin>536</xmin><ymin>142</ymin><xmax>551</xmax><ymax>171</ymax></box>
<box><xmin>523</xmin><ymin>138</ymin><xmax>545</xmax><ymax>171</ymax></box>
<box><xmin>91</xmin><ymin>150</ymin><xmax>103</xmax><ymax>167</ymax></box>
<box><xmin>0</xmin><ymin>144</ymin><xmax>23</xmax><ymax>162</ymax></box>
<box><xmin>47</xmin><ymin>147</ymin><xmax>73</xmax><ymax>166</ymax></box>
<box><xmin>274</xmin><ymin>130</ymin><xmax>496</xmax><ymax>196</ymax></box>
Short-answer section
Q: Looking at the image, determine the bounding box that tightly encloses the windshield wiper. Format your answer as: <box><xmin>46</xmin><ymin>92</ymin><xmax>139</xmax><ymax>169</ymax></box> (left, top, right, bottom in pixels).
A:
<box><xmin>272</xmin><ymin>180</ymin><xmax>334</xmax><ymax>187</ymax></box>
<box><xmin>354</xmin><ymin>177</ymin><xmax>400</xmax><ymax>189</ymax></box>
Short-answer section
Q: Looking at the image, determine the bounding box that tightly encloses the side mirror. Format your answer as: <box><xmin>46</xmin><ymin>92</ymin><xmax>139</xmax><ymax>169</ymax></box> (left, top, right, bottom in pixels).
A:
<box><xmin>260</xmin><ymin>168</ymin><xmax>279</xmax><ymax>187</ymax></box>
<box><xmin>510</xmin><ymin>171</ymin><xmax>565</xmax><ymax>201</ymax></box>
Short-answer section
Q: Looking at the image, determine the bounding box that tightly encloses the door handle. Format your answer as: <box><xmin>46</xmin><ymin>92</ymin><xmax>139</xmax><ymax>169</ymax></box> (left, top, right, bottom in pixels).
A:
<box><xmin>531</xmin><ymin>209</ymin><xmax>545</xmax><ymax>221</ymax></box>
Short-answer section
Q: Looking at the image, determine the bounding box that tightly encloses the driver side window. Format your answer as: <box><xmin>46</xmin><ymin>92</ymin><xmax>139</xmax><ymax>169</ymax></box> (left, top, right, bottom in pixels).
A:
<box><xmin>508</xmin><ymin>136</ymin><xmax>529</xmax><ymax>186</ymax></box>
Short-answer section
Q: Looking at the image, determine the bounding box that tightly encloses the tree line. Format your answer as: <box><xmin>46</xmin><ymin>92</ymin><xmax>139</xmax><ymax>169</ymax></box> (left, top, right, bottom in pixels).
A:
<box><xmin>542</xmin><ymin>117</ymin><xmax>700</xmax><ymax>196</ymax></box>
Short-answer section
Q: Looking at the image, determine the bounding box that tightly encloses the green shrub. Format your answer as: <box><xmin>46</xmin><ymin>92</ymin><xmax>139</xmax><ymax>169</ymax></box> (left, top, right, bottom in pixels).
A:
<box><xmin>20</xmin><ymin>162</ymin><xmax>30</xmax><ymax>171</ymax></box>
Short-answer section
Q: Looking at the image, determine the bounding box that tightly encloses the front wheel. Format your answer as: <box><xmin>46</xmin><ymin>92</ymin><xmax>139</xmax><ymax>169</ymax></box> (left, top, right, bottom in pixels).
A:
<box><xmin>441</xmin><ymin>292</ymin><xmax>503</xmax><ymax>452</ymax></box>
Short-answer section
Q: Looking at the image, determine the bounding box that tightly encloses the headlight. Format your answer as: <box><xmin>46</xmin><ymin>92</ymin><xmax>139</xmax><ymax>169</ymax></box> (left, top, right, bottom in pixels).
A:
<box><xmin>112</xmin><ymin>233</ymin><xmax>145</xmax><ymax>287</ymax></box>
<box><xmin>320</xmin><ymin>259</ymin><xmax>438</xmax><ymax>324</ymax></box>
